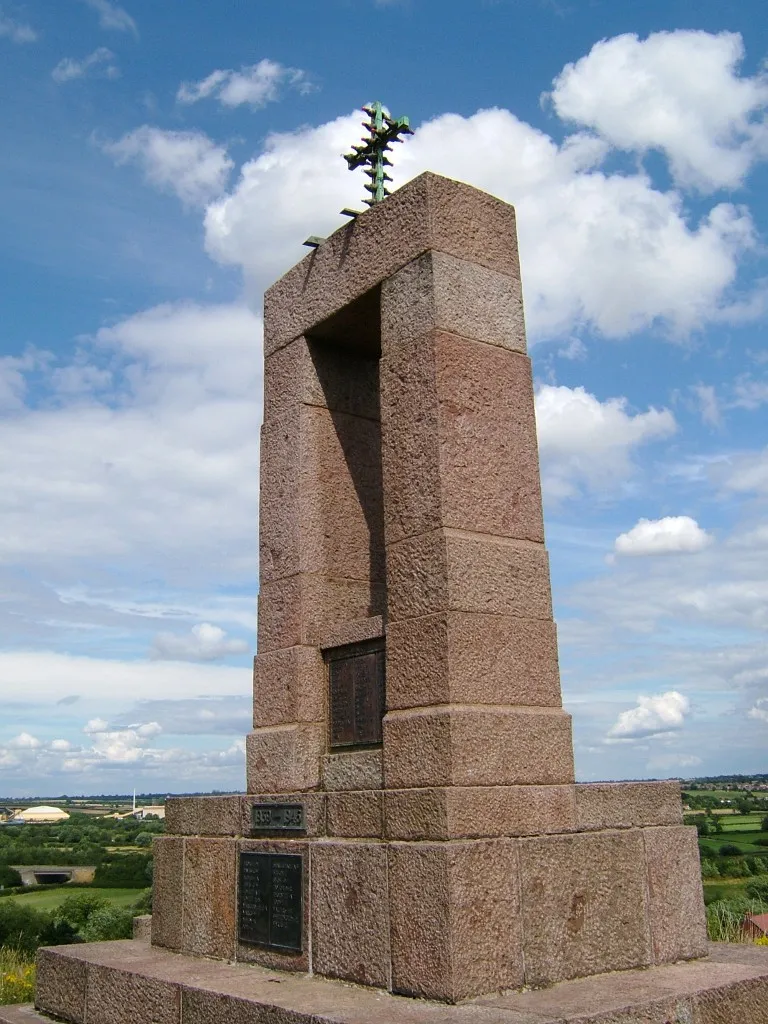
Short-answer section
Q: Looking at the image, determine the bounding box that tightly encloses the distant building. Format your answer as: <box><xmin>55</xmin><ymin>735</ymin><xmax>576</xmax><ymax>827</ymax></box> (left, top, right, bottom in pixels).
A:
<box><xmin>103</xmin><ymin>805</ymin><xmax>165</xmax><ymax>821</ymax></box>
<box><xmin>11</xmin><ymin>805</ymin><xmax>70</xmax><ymax>823</ymax></box>
<box><xmin>134</xmin><ymin>805</ymin><xmax>165</xmax><ymax>820</ymax></box>
<box><xmin>743</xmin><ymin>913</ymin><xmax>768</xmax><ymax>941</ymax></box>
<box><xmin>0</xmin><ymin>807</ymin><xmax>13</xmax><ymax>822</ymax></box>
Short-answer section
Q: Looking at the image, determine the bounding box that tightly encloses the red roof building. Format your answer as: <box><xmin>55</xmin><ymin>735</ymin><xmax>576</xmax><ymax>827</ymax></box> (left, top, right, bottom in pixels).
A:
<box><xmin>742</xmin><ymin>913</ymin><xmax>768</xmax><ymax>940</ymax></box>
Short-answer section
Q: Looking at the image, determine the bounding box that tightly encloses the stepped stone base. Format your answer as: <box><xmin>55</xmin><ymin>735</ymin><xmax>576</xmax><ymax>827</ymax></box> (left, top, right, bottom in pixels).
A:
<box><xmin>4</xmin><ymin>941</ymin><xmax>767</xmax><ymax>1024</ymax></box>
<box><xmin>150</xmin><ymin>781</ymin><xmax>706</xmax><ymax>1001</ymax></box>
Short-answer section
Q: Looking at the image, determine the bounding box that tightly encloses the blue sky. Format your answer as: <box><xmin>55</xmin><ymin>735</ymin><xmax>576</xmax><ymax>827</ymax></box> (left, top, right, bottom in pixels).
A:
<box><xmin>1</xmin><ymin>0</ymin><xmax>768</xmax><ymax>796</ymax></box>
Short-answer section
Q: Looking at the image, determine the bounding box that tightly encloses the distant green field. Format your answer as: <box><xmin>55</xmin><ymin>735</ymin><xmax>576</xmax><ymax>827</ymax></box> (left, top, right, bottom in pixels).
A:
<box><xmin>699</xmin><ymin>829</ymin><xmax>768</xmax><ymax>856</ymax></box>
<box><xmin>719</xmin><ymin>815</ymin><xmax>764</xmax><ymax>832</ymax></box>
<box><xmin>703</xmin><ymin>879</ymin><xmax>750</xmax><ymax>904</ymax></box>
<box><xmin>7</xmin><ymin>888</ymin><xmax>142</xmax><ymax>912</ymax></box>
<box><xmin>684</xmin><ymin>790</ymin><xmax>757</xmax><ymax>801</ymax></box>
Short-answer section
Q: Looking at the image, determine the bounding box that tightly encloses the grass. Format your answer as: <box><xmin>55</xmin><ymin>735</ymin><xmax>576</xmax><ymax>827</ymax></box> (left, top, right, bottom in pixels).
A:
<box><xmin>8</xmin><ymin>888</ymin><xmax>143</xmax><ymax>912</ymax></box>
<box><xmin>703</xmin><ymin>879</ymin><xmax>750</xmax><ymax>904</ymax></box>
<box><xmin>0</xmin><ymin>947</ymin><xmax>35</xmax><ymax>1005</ymax></box>
<box><xmin>719</xmin><ymin>815</ymin><xmax>765</xmax><ymax>832</ymax></box>
<box><xmin>706</xmin><ymin>898</ymin><xmax>768</xmax><ymax>943</ymax></box>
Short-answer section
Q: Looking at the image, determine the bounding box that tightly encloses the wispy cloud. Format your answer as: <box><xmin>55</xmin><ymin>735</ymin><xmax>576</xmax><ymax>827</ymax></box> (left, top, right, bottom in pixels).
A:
<box><xmin>81</xmin><ymin>0</ymin><xmax>137</xmax><ymax>35</ymax></box>
<box><xmin>52</xmin><ymin>47</ymin><xmax>119</xmax><ymax>83</ymax></box>
<box><xmin>0</xmin><ymin>8</ymin><xmax>37</xmax><ymax>43</ymax></box>
<box><xmin>177</xmin><ymin>59</ymin><xmax>313</xmax><ymax>109</ymax></box>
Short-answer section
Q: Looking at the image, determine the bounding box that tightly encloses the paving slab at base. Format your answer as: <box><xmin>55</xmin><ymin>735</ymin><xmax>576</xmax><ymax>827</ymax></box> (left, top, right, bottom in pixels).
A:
<box><xmin>5</xmin><ymin>941</ymin><xmax>766</xmax><ymax>1024</ymax></box>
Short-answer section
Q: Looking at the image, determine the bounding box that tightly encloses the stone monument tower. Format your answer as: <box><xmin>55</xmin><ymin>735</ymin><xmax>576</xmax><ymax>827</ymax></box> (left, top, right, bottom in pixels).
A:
<box><xmin>19</xmin><ymin>171</ymin><xmax>768</xmax><ymax>1024</ymax></box>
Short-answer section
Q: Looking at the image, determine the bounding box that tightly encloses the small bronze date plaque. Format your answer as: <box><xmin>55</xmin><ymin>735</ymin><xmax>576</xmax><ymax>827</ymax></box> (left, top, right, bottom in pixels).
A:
<box><xmin>326</xmin><ymin>639</ymin><xmax>385</xmax><ymax>749</ymax></box>
<box><xmin>238</xmin><ymin>852</ymin><xmax>302</xmax><ymax>951</ymax></box>
<box><xmin>251</xmin><ymin>803</ymin><xmax>305</xmax><ymax>833</ymax></box>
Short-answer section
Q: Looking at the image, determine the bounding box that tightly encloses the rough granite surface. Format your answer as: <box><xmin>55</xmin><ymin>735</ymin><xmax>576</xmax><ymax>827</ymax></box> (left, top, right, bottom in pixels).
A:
<box><xmin>14</xmin><ymin>942</ymin><xmax>768</xmax><ymax>1024</ymax></box>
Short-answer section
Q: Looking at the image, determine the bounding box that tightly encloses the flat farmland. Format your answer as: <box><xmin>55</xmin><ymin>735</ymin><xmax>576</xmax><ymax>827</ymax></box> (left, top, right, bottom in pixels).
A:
<box><xmin>5</xmin><ymin>887</ymin><xmax>143</xmax><ymax>912</ymax></box>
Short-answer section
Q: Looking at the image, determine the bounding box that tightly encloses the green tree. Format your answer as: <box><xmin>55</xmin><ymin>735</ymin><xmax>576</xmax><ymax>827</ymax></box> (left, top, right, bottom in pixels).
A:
<box><xmin>0</xmin><ymin>866</ymin><xmax>22</xmax><ymax>888</ymax></box>
<box><xmin>0</xmin><ymin>902</ymin><xmax>79</xmax><ymax>955</ymax></box>
<box><xmin>94</xmin><ymin>853</ymin><xmax>152</xmax><ymax>888</ymax></box>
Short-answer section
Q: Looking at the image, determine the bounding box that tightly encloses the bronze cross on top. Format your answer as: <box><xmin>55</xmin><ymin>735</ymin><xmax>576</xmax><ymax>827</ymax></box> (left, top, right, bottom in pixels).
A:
<box><xmin>344</xmin><ymin>101</ymin><xmax>414</xmax><ymax>206</ymax></box>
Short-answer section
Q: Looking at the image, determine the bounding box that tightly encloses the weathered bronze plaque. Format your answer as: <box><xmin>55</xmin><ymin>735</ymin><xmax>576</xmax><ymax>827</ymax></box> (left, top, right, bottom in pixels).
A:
<box><xmin>326</xmin><ymin>639</ymin><xmax>385</xmax><ymax>748</ymax></box>
<box><xmin>251</xmin><ymin>803</ymin><xmax>305</xmax><ymax>833</ymax></box>
<box><xmin>238</xmin><ymin>852</ymin><xmax>302</xmax><ymax>951</ymax></box>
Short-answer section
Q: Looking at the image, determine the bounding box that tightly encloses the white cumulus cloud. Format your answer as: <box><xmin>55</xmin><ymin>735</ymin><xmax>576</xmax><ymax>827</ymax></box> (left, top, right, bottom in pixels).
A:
<box><xmin>81</xmin><ymin>718</ymin><xmax>162</xmax><ymax>763</ymax></box>
<box><xmin>52</xmin><ymin>47</ymin><xmax>118</xmax><ymax>83</ymax></box>
<box><xmin>614</xmin><ymin>516</ymin><xmax>713</xmax><ymax>556</ymax></box>
<box><xmin>205</xmin><ymin>105</ymin><xmax>756</xmax><ymax>341</ymax></box>
<box><xmin>7</xmin><ymin>732</ymin><xmax>41</xmax><ymax>749</ymax></box>
<box><xmin>749</xmin><ymin>698</ymin><xmax>768</xmax><ymax>723</ymax></box>
<box><xmin>607</xmin><ymin>690</ymin><xmax>691</xmax><ymax>741</ymax></box>
<box><xmin>549</xmin><ymin>30</ymin><xmax>768</xmax><ymax>191</ymax></box>
<box><xmin>177</xmin><ymin>59</ymin><xmax>311</xmax><ymax>109</ymax></box>
<box><xmin>0</xmin><ymin>302</ymin><xmax>261</xmax><ymax>571</ymax></box>
<box><xmin>534</xmin><ymin>385</ymin><xmax>676</xmax><ymax>499</ymax></box>
<box><xmin>150</xmin><ymin>623</ymin><xmax>249</xmax><ymax>662</ymax></box>
<box><xmin>103</xmin><ymin>127</ymin><xmax>233</xmax><ymax>207</ymax></box>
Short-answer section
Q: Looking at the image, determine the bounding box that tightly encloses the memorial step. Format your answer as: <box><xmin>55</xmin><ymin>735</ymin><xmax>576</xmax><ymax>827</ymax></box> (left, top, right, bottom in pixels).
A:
<box><xmin>6</xmin><ymin>940</ymin><xmax>767</xmax><ymax>1024</ymax></box>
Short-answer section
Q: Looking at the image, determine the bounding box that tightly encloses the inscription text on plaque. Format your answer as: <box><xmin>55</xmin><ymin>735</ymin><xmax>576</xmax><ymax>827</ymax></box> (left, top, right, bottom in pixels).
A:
<box><xmin>326</xmin><ymin>639</ymin><xmax>385</xmax><ymax>749</ymax></box>
<box><xmin>238</xmin><ymin>852</ymin><xmax>302</xmax><ymax>951</ymax></box>
<box><xmin>251</xmin><ymin>804</ymin><xmax>305</xmax><ymax>833</ymax></box>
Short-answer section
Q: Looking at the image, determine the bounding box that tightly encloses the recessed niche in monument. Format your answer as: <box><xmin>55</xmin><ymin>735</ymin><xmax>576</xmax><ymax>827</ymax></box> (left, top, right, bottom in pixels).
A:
<box><xmin>325</xmin><ymin>639</ymin><xmax>385</xmax><ymax>749</ymax></box>
<box><xmin>238</xmin><ymin>852</ymin><xmax>303</xmax><ymax>952</ymax></box>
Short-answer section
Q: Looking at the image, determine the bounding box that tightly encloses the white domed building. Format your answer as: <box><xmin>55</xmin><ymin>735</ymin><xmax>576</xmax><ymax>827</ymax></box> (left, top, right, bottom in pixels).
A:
<box><xmin>13</xmin><ymin>805</ymin><xmax>70</xmax><ymax>823</ymax></box>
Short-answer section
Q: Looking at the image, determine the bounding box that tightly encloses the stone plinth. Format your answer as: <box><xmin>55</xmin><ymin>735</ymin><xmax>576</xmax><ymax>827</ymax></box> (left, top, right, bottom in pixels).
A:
<box><xmin>8</xmin><ymin>941</ymin><xmax>768</xmax><ymax>1024</ymax></box>
<box><xmin>28</xmin><ymin>171</ymin><xmax>727</xmax><ymax>1017</ymax></box>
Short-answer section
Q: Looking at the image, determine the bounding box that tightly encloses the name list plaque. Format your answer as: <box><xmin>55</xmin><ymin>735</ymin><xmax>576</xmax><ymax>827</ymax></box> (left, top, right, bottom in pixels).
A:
<box><xmin>326</xmin><ymin>639</ymin><xmax>385</xmax><ymax>749</ymax></box>
<box><xmin>238</xmin><ymin>852</ymin><xmax>302</xmax><ymax>952</ymax></box>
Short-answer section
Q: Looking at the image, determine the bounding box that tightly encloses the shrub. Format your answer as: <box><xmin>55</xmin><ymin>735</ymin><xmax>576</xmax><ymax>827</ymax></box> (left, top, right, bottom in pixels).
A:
<box><xmin>719</xmin><ymin>843</ymin><xmax>743</xmax><ymax>857</ymax></box>
<box><xmin>80</xmin><ymin>906</ymin><xmax>133</xmax><ymax>942</ymax></box>
<box><xmin>131</xmin><ymin>888</ymin><xmax>152</xmax><ymax>915</ymax></box>
<box><xmin>746</xmin><ymin>877</ymin><xmax>768</xmax><ymax>903</ymax></box>
<box><xmin>700</xmin><ymin>858</ymin><xmax>720</xmax><ymax>878</ymax></box>
<box><xmin>727</xmin><ymin>859</ymin><xmax>750</xmax><ymax>878</ymax></box>
<box><xmin>56</xmin><ymin>892</ymin><xmax>109</xmax><ymax>930</ymax></box>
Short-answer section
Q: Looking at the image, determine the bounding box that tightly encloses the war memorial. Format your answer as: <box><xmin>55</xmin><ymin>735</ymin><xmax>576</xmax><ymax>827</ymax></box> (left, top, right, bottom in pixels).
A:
<box><xmin>5</xmin><ymin>106</ymin><xmax>768</xmax><ymax>1024</ymax></box>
